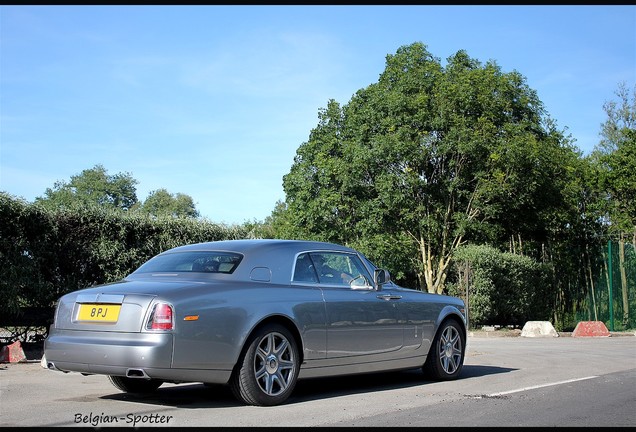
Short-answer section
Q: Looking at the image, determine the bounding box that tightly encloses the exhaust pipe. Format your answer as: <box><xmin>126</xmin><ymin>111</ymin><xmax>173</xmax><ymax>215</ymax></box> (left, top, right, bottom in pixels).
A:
<box><xmin>126</xmin><ymin>368</ymin><xmax>150</xmax><ymax>379</ymax></box>
<box><xmin>45</xmin><ymin>361</ymin><xmax>66</xmax><ymax>373</ymax></box>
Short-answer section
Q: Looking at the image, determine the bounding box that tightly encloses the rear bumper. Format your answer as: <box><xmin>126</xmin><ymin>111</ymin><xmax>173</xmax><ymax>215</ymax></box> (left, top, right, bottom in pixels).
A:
<box><xmin>44</xmin><ymin>328</ymin><xmax>174</xmax><ymax>370</ymax></box>
<box><xmin>43</xmin><ymin>328</ymin><xmax>232</xmax><ymax>384</ymax></box>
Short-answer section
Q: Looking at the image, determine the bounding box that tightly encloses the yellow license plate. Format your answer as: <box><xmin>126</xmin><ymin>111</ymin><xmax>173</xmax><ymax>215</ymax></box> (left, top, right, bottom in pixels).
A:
<box><xmin>77</xmin><ymin>304</ymin><xmax>121</xmax><ymax>322</ymax></box>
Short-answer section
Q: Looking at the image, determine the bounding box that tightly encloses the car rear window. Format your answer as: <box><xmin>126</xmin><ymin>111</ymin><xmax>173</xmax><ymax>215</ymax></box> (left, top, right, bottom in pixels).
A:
<box><xmin>133</xmin><ymin>251</ymin><xmax>243</xmax><ymax>274</ymax></box>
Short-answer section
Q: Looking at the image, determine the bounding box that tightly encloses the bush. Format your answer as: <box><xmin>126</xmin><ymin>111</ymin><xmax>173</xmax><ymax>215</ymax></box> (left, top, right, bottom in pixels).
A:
<box><xmin>450</xmin><ymin>244</ymin><xmax>554</xmax><ymax>327</ymax></box>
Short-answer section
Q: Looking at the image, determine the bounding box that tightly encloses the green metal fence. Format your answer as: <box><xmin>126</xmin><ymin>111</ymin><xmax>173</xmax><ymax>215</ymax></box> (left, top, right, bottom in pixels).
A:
<box><xmin>575</xmin><ymin>240</ymin><xmax>636</xmax><ymax>331</ymax></box>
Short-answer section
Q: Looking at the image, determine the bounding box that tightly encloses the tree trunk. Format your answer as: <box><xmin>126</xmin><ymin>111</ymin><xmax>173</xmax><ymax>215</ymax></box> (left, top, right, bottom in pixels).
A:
<box><xmin>414</xmin><ymin>231</ymin><xmax>460</xmax><ymax>294</ymax></box>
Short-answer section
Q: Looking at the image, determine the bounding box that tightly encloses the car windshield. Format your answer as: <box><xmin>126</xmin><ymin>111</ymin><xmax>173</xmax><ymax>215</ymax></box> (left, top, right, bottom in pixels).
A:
<box><xmin>133</xmin><ymin>251</ymin><xmax>243</xmax><ymax>274</ymax></box>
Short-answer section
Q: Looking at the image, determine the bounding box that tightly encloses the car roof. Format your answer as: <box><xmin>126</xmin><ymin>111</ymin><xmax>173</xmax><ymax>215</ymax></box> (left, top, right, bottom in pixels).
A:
<box><xmin>166</xmin><ymin>239</ymin><xmax>356</xmax><ymax>255</ymax></box>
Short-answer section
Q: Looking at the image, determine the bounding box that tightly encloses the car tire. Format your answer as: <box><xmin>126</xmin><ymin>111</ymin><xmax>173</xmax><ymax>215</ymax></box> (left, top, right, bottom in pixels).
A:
<box><xmin>230</xmin><ymin>323</ymin><xmax>300</xmax><ymax>406</ymax></box>
<box><xmin>108</xmin><ymin>375</ymin><xmax>164</xmax><ymax>393</ymax></box>
<box><xmin>422</xmin><ymin>319</ymin><xmax>465</xmax><ymax>380</ymax></box>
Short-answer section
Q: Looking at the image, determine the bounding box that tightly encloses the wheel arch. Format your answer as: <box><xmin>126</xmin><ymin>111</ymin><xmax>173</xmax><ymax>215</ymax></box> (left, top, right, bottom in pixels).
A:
<box><xmin>436</xmin><ymin>306</ymin><xmax>467</xmax><ymax>342</ymax></box>
<box><xmin>235</xmin><ymin>314</ymin><xmax>305</xmax><ymax>368</ymax></box>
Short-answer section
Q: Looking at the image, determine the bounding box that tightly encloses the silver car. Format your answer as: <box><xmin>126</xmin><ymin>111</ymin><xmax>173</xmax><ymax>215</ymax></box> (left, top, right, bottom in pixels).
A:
<box><xmin>43</xmin><ymin>239</ymin><xmax>467</xmax><ymax>406</ymax></box>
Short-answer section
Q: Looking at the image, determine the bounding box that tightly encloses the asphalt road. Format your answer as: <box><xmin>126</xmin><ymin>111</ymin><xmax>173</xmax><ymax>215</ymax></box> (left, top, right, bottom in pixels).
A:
<box><xmin>1</xmin><ymin>335</ymin><xmax>635</xmax><ymax>427</ymax></box>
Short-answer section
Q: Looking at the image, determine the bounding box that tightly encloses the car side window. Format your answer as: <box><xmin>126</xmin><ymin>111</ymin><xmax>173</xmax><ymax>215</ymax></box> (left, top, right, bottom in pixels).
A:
<box><xmin>308</xmin><ymin>252</ymin><xmax>372</xmax><ymax>286</ymax></box>
<box><xmin>292</xmin><ymin>253</ymin><xmax>318</xmax><ymax>283</ymax></box>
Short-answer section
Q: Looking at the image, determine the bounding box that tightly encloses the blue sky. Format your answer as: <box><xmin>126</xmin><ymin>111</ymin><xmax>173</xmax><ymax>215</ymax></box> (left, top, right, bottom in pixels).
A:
<box><xmin>1</xmin><ymin>5</ymin><xmax>635</xmax><ymax>225</ymax></box>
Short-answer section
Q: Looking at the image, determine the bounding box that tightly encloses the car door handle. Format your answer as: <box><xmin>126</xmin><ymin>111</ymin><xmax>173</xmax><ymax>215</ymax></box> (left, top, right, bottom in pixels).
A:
<box><xmin>377</xmin><ymin>294</ymin><xmax>402</xmax><ymax>301</ymax></box>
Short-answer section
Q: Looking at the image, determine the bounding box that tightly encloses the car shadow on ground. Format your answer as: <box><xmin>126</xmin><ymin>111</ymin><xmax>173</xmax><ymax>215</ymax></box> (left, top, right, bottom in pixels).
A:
<box><xmin>100</xmin><ymin>365</ymin><xmax>515</xmax><ymax>408</ymax></box>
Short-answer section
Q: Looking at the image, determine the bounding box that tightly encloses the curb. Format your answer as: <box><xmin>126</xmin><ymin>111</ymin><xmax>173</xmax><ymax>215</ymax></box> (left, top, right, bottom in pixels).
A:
<box><xmin>468</xmin><ymin>330</ymin><xmax>635</xmax><ymax>338</ymax></box>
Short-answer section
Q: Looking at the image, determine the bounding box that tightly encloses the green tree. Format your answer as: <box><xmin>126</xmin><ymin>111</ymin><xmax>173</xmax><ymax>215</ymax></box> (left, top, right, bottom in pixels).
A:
<box><xmin>597</xmin><ymin>82</ymin><xmax>636</xmax><ymax>153</ymax></box>
<box><xmin>594</xmin><ymin>82</ymin><xmax>636</xmax><ymax>236</ymax></box>
<box><xmin>35</xmin><ymin>164</ymin><xmax>138</xmax><ymax>211</ymax></box>
<box><xmin>280</xmin><ymin>42</ymin><xmax>577</xmax><ymax>293</ymax></box>
<box><xmin>138</xmin><ymin>188</ymin><xmax>200</xmax><ymax>218</ymax></box>
<box><xmin>605</xmin><ymin>129</ymin><xmax>636</xmax><ymax>235</ymax></box>
<box><xmin>591</xmin><ymin>82</ymin><xmax>636</xmax><ymax>329</ymax></box>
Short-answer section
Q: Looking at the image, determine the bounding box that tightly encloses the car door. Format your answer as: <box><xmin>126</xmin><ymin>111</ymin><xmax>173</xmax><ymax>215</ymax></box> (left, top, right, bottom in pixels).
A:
<box><xmin>302</xmin><ymin>251</ymin><xmax>404</xmax><ymax>358</ymax></box>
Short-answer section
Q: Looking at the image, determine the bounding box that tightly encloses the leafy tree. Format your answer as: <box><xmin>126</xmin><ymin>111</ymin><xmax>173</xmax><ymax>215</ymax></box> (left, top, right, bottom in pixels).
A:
<box><xmin>279</xmin><ymin>42</ymin><xmax>578</xmax><ymax>293</ymax></box>
<box><xmin>251</xmin><ymin>200</ymin><xmax>290</xmax><ymax>239</ymax></box>
<box><xmin>597</xmin><ymin>82</ymin><xmax>636</xmax><ymax>154</ymax></box>
<box><xmin>35</xmin><ymin>164</ymin><xmax>138</xmax><ymax>211</ymax></box>
<box><xmin>34</xmin><ymin>165</ymin><xmax>201</xmax><ymax>219</ymax></box>
<box><xmin>605</xmin><ymin>129</ymin><xmax>636</xmax><ymax>235</ymax></box>
<box><xmin>590</xmin><ymin>82</ymin><xmax>636</xmax><ymax>329</ymax></box>
<box><xmin>593</xmin><ymin>82</ymin><xmax>636</xmax><ymax>236</ymax></box>
<box><xmin>137</xmin><ymin>188</ymin><xmax>200</xmax><ymax>218</ymax></box>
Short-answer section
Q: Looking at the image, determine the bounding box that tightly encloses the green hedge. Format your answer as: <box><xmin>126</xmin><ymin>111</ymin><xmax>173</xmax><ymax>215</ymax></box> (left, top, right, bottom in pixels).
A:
<box><xmin>448</xmin><ymin>244</ymin><xmax>555</xmax><ymax>327</ymax></box>
<box><xmin>0</xmin><ymin>192</ymin><xmax>248</xmax><ymax>316</ymax></box>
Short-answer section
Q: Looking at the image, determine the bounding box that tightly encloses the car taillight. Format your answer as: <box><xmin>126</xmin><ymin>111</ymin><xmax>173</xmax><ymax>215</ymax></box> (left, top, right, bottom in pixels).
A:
<box><xmin>148</xmin><ymin>303</ymin><xmax>174</xmax><ymax>330</ymax></box>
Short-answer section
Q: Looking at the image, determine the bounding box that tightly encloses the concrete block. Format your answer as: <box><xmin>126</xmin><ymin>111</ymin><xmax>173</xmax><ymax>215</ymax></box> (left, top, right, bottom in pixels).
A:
<box><xmin>572</xmin><ymin>321</ymin><xmax>610</xmax><ymax>337</ymax></box>
<box><xmin>520</xmin><ymin>321</ymin><xmax>559</xmax><ymax>337</ymax></box>
<box><xmin>0</xmin><ymin>340</ymin><xmax>27</xmax><ymax>363</ymax></box>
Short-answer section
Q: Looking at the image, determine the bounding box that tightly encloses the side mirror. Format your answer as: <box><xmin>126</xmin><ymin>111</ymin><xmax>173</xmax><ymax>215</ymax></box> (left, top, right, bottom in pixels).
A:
<box><xmin>349</xmin><ymin>274</ymin><xmax>373</xmax><ymax>290</ymax></box>
<box><xmin>374</xmin><ymin>269</ymin><xmax>391</xmax><ymax>288</ymax></box>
